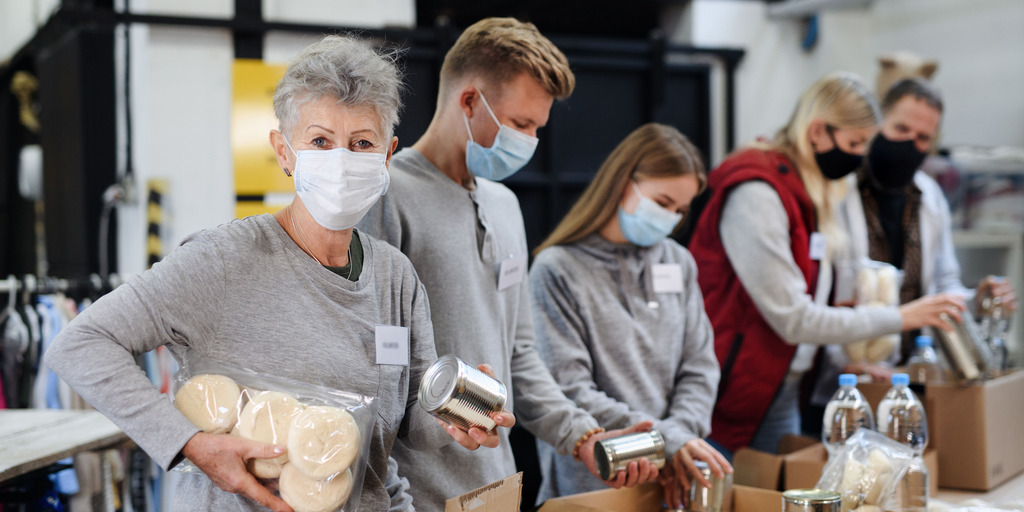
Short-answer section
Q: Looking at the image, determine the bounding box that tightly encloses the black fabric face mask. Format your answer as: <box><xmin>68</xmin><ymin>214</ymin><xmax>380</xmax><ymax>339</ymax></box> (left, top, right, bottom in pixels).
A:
<box><xmin>814</xmin><ymin>126</ymin><xmax>864</xmax><ymax>180</ymax></box>
<box><xmin>867</xmin><ymin>133</ymin><xmax>928</xmax><ymax>192</ymax></box>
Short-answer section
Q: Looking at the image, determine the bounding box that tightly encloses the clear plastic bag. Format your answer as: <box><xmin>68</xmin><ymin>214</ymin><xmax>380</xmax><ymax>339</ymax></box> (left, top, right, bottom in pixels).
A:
<box><xmin>845</xmin><ymin>259</ymin><xmax>904</xmax><ymax>364</ymax></box>
<box><xmin>816</xmin><ymin>429</ymin><xmax>914</xmax><ymax>512</ymax></box>
<box><xmin>171</xmin><ymin>357</ymin><xmax>378</xmax><ymax>512</ymax></box>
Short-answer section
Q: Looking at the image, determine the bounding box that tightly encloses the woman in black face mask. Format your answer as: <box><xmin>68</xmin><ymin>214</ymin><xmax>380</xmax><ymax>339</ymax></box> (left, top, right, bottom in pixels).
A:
<box><xmin>685</xmin><ymin>73</ymin><xmax>967</xmax><ymax>459</ymax></box>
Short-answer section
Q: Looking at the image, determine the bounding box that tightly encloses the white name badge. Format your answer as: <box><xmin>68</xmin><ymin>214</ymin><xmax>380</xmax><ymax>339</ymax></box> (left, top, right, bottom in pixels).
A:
<box><xmin>651</xmin><ymin>263</ymin><xmax>684</xmax><ymax>294</ymax></box>
<box><xmin>375</xmin><ymin>325</ymin><xmax>409</xmax><ymax>366</ymax></box>
<box><xmin>497</xmin><ymin>253</ymin><xmax>528</xmax><ymax>291</ymax></box>
<box><xmin>809</xmin><ymin>232</ymin><xmax>827</xmax><ymax>261</ymax></box>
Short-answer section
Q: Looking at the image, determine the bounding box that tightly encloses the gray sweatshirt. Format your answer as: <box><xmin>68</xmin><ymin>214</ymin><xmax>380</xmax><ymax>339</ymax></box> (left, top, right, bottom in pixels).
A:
<box><xmin>45</xmin><ymin>215</ymin><xmax>446</xmax><ymax>511</ymax></box>
<box><xmin>357</xmin><ymin>149</ymin><xmax>599</xmax><ymax>512</ymax></box>
<box><xmin>529</xmin><ymin>234</ymin><xmax>719</xmax><ymax>501</ymax></box>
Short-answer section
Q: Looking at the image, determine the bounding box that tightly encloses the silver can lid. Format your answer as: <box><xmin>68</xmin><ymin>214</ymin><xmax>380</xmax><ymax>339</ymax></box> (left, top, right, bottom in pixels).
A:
<box><xmin>782</xmin><ymin>489</ymin><xmax>841</xmax><ymax>504</ymax></box>
<box><xmin>419</xmin><ymin>354</ymin><xmax>462</xmax><ymax>412</ymax></box>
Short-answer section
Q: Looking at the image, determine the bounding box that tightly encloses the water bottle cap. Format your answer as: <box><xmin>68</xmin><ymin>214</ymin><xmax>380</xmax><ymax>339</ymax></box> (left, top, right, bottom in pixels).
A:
<box><xmin>838</xmin><ymin>374</ymin><xmax>857</xmax><ymax>387</ymax></box>
<box><xmin>892</xmin><ymin>373</ymin><xmax>910</xmax><ymax>386</ymax></box>
<box><xmin>915</xmin><ymin>335</ymin><xmax>933</xmax><ymax>348</ymax></box>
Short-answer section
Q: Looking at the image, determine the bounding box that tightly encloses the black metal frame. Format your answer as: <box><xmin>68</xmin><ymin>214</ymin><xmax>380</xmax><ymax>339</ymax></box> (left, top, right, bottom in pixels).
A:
<box><xmin>1</xmin><ymin>3</ymin><xmax>744</xmax><ymax>277</ymax></box>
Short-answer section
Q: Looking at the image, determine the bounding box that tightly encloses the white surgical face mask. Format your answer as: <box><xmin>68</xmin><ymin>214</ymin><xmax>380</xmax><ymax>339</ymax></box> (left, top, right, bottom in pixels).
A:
<box><xmin>284</xmin><ymin>136</ymin><xmax>389</xmax><ymax>231</ymax></box>
<box><xmin>463</xmin><ymin>90</ymin><xmax>539</xmax><ymax>181</ymax></box>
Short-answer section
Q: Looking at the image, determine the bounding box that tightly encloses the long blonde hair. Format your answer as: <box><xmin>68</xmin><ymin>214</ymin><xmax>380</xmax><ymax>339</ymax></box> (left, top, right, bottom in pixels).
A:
<box><xmin>754</xmin><ymin>72</ymin><xmax>880</xmax><ymax>258</ymax></box>
<box><xmin>534</xmin><ymin>123</ymin><xmax>706</xmax><ymax>256</ymax></box>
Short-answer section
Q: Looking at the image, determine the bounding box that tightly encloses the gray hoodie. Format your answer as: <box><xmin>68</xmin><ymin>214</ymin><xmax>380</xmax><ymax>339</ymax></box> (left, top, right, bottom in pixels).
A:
<box><xmin>530</xmin><ymin>234</ymin><xmax>720</xmax><ymax>502</ymax></box>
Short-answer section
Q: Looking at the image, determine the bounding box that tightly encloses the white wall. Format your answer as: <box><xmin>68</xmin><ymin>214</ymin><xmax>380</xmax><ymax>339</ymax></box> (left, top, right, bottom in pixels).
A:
<box><xmin>670</xmin><ymin>0</ymin><xmax>1024</xmax><ymax>157</ymax></box>
<box><xmin>0</xmin><ymin>0</ymin><xmax>60</xmax><ymax>62</ymax></box>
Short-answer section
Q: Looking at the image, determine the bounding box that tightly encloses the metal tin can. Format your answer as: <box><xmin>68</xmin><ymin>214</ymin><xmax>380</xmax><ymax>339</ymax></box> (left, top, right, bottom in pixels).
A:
<box><xmin>781</xmin><ymin>489</ymin><xmax>841</xmax><ymax>512</ymax></box>
<box><xmin>593</xmin><ymin>431</ymin><xmax>666</xmax><ymax>481</ymax></box>
<box><xmin>418</xmin><ymin>354</ymin><xmax>506</xmax><ymax>430</ymax></box>
<box><xmin>688</xmin><ymin>460</ymin><xmax>732</xmax><ymax>512</ymax></box>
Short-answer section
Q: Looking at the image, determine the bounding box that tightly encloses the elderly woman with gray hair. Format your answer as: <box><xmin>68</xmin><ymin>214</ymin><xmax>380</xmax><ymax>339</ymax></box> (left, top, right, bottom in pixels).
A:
<box><xmin>46</xmin><ymin>34</ymin><xmax>492</xmax><ymax>511</ymax></box>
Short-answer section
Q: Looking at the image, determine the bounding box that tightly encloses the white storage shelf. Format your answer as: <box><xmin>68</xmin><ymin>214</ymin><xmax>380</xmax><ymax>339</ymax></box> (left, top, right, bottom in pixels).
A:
<box><xmin>951</xmin><ymin>230</ymin><xmax>1024</xmax><ymax>364</ymax></box>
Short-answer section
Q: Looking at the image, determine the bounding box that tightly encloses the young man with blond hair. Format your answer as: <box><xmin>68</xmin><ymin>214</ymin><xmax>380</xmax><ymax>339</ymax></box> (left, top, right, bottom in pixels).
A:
<box><xmin>359</xmin><ymin>17</ymin><xmax>655</xmax><ymax>511</ymax></box>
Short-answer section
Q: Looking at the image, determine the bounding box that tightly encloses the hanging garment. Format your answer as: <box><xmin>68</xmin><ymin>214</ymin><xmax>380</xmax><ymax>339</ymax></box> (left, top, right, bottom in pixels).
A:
<box><xmin>2</xmin><ymin>309</ymin><xmax>29</xmax><ymax>407</ymax></box>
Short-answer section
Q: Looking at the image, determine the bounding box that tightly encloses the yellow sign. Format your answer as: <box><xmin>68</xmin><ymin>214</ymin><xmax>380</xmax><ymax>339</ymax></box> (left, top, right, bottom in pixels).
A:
<box><xmin>232</xmin><ymin>59</ymin><xmax>292</xmax><ymax>218</ymax></box>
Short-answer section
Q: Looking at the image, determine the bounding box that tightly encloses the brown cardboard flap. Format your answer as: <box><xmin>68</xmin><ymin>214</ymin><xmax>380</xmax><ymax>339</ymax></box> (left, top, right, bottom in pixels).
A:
<box><xmin>733</xmin><ymin>448</ymin><xmax>783</xmax><ymax>490</ymax></box>
<box><xmin>783</xmin><ymin>443</ymin><xmax>828</xmax><ymax>491</ymax></box>
<box><xmin>536</xmin><ymin>483</ymin><xmax>662</xmax><ymax>512</ymax></box>
<box><xmin>733</xmin><ymin>484</ymin><xmax>783</xmax><ymax>512</ymax></box>
<box><xmin>445</xmin><ymin>472</ymin><xmax>523</xmax><ymax>512</ymax></box>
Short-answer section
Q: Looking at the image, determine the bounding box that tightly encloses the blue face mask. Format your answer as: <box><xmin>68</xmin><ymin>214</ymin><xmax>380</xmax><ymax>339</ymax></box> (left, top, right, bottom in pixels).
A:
<box><xmin>464</xmin><ymin>90</ymin><xmax>539</xmax><ymax>181</ymax></box>
<box><xmin>617</xmin><ymin>182</ymin><xmax>683</xmax><ymax>247</ymax></box>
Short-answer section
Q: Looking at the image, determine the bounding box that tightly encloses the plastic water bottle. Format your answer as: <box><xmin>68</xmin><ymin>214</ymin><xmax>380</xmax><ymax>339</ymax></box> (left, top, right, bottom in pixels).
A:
<box><xmin>906</xmin><ymin>336</ymin><xmax>943</xmax><ymax>384</ymax></box>
<box><xmin>877</xmin><ymin>373</ymin><xmax>928</xmax><ymax>453</ymax></box>
<box><xmin>878</xmin><ymin>373</ymin><xmax>929</xmax><ymax>512</ymax></box>
<box><xmin>821</xmin><ymin>374</ymin><xmax>875</xmax><ymax>456</ymax></box>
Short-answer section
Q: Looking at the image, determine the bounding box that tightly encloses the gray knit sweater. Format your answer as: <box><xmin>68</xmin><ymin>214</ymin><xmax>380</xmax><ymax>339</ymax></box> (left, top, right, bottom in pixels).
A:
<box><xmin>45</xmin><ymin>215</ymin><xmax>445</xmax><ymax>511</ymax></box>
<box><xmin>530</xmin><ymin>234</ymin><xmax>719</xmax><ymax>501</ymax></box>
<box><xmin>357</xmin><ymin>148</ymin><xmax>599</xmax><ymax>512</ymax></box>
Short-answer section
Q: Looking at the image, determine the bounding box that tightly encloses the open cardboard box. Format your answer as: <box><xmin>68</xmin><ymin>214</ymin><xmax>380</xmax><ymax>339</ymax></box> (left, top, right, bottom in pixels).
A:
<box><xmin>445</xmin><ymin>473</ymin><xmax>523</xmax><ymax>512</ymax></box>
<box><xmin>536</xmin><ymin>481</ymin><xmax>782</xmax><ymax>512</ymax></box>
<box><xmin>783</xmin><ymin>442</ymin><xmax>939</xmax><ymax>497</ymax></box>
<box><xmin>732</xmin><ymin>434</ymin><xmax>819</xmax><ymax>491</ymax></box>
<box><xmin>859</xmin><ymin>369</ymin><xmax>1024</xmax><ymax>490</ymax></box>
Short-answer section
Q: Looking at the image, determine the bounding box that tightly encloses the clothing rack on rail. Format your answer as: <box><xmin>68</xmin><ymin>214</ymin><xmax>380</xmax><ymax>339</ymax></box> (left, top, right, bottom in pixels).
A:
<box><xmin>0</xmin><ymin>273</ymin><xmax>127</xmax><ymax>303</ymax></box>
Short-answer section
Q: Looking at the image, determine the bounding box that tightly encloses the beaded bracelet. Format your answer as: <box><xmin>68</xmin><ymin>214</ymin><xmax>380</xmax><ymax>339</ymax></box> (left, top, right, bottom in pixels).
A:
<box><xmin>572</xmin><ymin>427</ymin><xmax>606</xmax><ymax>461</ymax></box>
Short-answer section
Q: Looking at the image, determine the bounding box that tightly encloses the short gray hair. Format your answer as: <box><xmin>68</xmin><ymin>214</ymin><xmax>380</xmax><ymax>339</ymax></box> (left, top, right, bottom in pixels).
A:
<box><xmin>273</xmin><ymin>34</ymin><xmax>404</xmax><ymax>140</ymax></box>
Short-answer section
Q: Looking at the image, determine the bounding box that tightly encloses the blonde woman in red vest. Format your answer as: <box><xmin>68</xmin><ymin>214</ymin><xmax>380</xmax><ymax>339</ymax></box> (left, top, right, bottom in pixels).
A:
<box><xmin>685</xmin><ymin>73</ymin><xmax>965</xmax><ymax>459</ymax></box>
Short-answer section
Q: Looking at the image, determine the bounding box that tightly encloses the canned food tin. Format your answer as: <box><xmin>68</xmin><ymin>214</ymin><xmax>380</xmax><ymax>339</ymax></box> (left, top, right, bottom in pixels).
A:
<box><xmin>688</xmin><ymin>460</ymin><xmax>732</xmax><ymax>512</ymax></box>
<box><xmin>593</xmin><ymin>431</ymin><xmax>666</xmax><ymax>481</ymax></box>
<box><xmin>781</xmin><ymin>489</ymin><xmax>841</xmax><ymax>512</ymax></box>
<box><xmin>418</xmin><ymin>354</ymin><xmax>506</xmax><ymax>431</ymax></box>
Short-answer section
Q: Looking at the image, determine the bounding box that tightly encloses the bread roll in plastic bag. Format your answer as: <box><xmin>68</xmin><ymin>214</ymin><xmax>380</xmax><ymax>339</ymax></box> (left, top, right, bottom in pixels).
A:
<box><xmin>171</xmin><ymin>356</ymin><xmax>378</xmax><ymax>512</ymax></box>
<box><xmin>816</xmin><ymin>429</ymin><xmax>913</xmax><ymax>512</ymax></box>
<box><xmin>845</xmin><ymin>259</ymin><xmax>904</xmax><ymax>363</ymax></box>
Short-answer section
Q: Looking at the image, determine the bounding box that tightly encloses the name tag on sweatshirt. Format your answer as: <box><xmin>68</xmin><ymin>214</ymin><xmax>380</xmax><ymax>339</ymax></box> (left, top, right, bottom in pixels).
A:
<box><xmin>375</xmin><ymin>325</ymin><xmax>409</xmax><ymax>366</ymax></box>
<box><xmin>497</xmin><ymin>253</ymin><xmax>528</xmax><ymax>291</ymax></box>
<box><xmin>809</xmin><ymin>232</ymin><xmax>827</xmax><ymax>261</ymax></box>
<box><xmin>651</xmin><ymin>264</ymin><xmax>684</xmax><ymax>293</ymax></box>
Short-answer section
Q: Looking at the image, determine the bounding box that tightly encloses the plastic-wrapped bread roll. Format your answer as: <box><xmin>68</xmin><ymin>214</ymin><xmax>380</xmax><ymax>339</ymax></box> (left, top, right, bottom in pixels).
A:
<box><xmin>856</xmin><ymin>268</ymin><xmax>878</xmax><ymax>305</ymax></box>
<box><xmin>852</xmin><ymin>506</ymin><xmax>881</xmax><ymax>512</ymax></box>
<box><xmin>844</xmin><ymin>340</ymin><xmax>868</xmax><ymax>362</ymax></box>
<box><xmin>863</xmin><ymin>449</ymin><xmax>893</xmax><ymax>505</ymax></box>
<box><xmin>865</xmin><ymin>334</ymin><xmax>897</xmax><ymax>363</ymax></box>
<box><xmin>288</xmin><ymin>406</ymin><xmax>360</xmax><ymax>479</ymax></box>
<box><xmin>876</xmin><ymin>266</ymin><xmax>899</xmax><ymax>306</ymax></box>
<box><xmin>279</xmin><ymin>464</ymin><xmax>353</xmax><ymax>512</ymax></box>
<box><xmin>237</xmin><ymin>391</ymin><xmax>304</xmax><ymax>478</ymax></box>
<box><xmin>174</xmin><ymin>374</ymin><xmax>241</xmax><ymax>434</ymax></box>
<box><xmin>839</xmin><ymin>458</ymin><xmax>865</xmax><ymax>512</ymax></box>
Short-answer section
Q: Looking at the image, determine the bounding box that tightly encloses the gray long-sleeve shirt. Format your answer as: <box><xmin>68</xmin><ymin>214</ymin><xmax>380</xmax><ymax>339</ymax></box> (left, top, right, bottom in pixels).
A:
<box><xmin>357</xmin><ymin>148</ymin><xmax>599</xmax><ymax>512</ymax></box>
<box><xmin>45</xmin><ymin>215</ymin><xmax>445</xmax><ymax>511</ymax></box>
<box><xmin>529</xmin><ymin>234</ymin><xmax>719</xmax><ymax>501</ymax></box>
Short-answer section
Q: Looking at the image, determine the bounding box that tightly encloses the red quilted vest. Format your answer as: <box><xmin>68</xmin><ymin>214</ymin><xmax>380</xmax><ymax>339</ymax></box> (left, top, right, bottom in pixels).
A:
<box><xmin>688</xmin><ymin>148</ymin><xmax>820</xmax><ymax>453</ymax></box>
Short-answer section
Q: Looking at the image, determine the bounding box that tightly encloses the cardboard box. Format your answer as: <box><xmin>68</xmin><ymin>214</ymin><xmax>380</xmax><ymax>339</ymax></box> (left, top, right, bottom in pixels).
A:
<box><xmin>860</xmin><ymin>369</ymin><xmax>1024</xmax><ymax>490</ymax></box>
<box><xmin>445</xmin><ymin>472</ymin><xmax>522</xmax><ymax>512</ymax></box>
<box><xmin>536</xmin><ymin>483</ymin><xmax>662</xmax><ymax>512</ymax></box>
<box><xmin>537</xmin><ymin>482</ymin><xmax>780</xmax><ymax>512</ymax></box>
<box><xmin>733</xmin><ymin>484</ymin><xmax>784</xmax><ymax>512</ymax></box>
<box><xmin>732</xmin><ymin>434</ymin><xmax>820</xmax><ymax>491</ymax></box>
<box><xmin>783</xmin><ymin>442</ymin><xmax>940</xmax><ymax>497</ymax></box>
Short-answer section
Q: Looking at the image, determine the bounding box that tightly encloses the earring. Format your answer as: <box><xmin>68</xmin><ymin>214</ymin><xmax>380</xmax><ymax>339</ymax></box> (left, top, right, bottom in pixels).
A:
<box><xmin>283</xmin><ymin>168</ymin><xmax>291</xmax><ymax>177</ymax></box>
